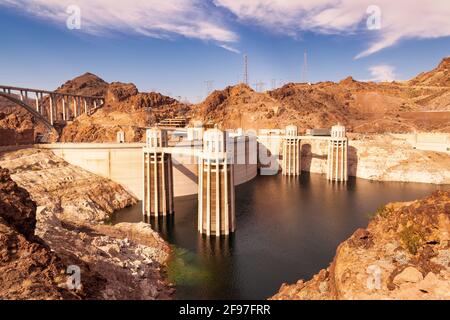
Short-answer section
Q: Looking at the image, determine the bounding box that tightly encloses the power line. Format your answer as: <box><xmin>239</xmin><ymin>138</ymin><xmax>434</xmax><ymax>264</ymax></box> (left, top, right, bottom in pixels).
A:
<box><xmin>243</xmin><ymin>54</ymin><xmax>248</xmax><ymax>85</ymax></box>
<box><xmin>205</xmin><ymin>80</ymin><xmax>214</xmax><ymax>97</ymax></box>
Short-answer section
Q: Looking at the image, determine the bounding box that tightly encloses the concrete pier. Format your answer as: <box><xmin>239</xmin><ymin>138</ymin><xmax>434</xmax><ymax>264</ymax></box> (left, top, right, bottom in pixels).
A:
<box><xmin>282</xmin><ymin>125</ymin><xmax>301</xmax><ymax>176</ymax></box>
<box><xmin>198</xmin><ymin>128</ymin><xmax>235</xmax><ymax>236</ymax></box>
<box><xmin>327</xmin><ymin>124</ymin><xmax>348</xmax><ymax>182</ymax></box>
<box><xmin>143</xmin><ymin>128</ymin><xmax>174</xmax><ymax>218</ymax></box>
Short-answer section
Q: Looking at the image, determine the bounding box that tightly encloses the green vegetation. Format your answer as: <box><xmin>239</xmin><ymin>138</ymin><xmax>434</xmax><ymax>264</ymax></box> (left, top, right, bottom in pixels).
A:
<box><xmin>399</xmin><ymin>225</ymin><xmax>425</xmax><ymax>255</ymax></box>
<box><xmin>367</xmin><ymin>205</ymin><xmax>393</xmax><ymax>220</ymax></box>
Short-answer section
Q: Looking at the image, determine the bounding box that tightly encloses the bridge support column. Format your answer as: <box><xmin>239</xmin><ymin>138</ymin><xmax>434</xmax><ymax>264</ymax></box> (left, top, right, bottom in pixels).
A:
<box><xmin>282</xmin><ymin>125</ymin><xmax>301</xmax><ymax>176</ymax></box>
<box><xmin>49</xmin><ymin>95</ymin><xmax>54</xmax><ymax>125</ymax></box>
<box><xmin>35</xmin><ymin>92</ymin><xmax>39</xmax><ymax>112</ymax></box>
<box><xmin>62</xmin><ymin>97</ymin><xmax>66</xmax><ymax>121</ymax></box>
<box><xmin>327</xmin><ymin>124</ymin><xmax>348</xmax><ymax>182</ymax></box>
<box><xmin>198</xmin><ymin>129</ymin><xmax>235</xmax><ymax>237</ymax></box>
<box><xmin>73</xmin><ymin>97</ymin><xmax>77</xmax><ymax>117</ymax></box>
<box><xmin>143</xmin><ymin>128</ymin><xmax>174</xmax><ymax>218</ymax></box>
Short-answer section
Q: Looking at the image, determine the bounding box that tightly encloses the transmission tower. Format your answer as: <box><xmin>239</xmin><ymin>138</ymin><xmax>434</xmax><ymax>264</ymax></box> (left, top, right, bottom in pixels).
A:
<box><xmin>205</xmin><ymin>80</ymin><xmax>214</xmax><ymax>97</ymax></box>
<box><xmin>243</xmin><ymin>54</ymin><xmax>248</xmax><ymax>85</ymax></box>
<box><xmin>271</xmin><ymin>78</ymin><xmax>277</xmax><ymax>90</ymax></box>
<box><xmin>253</xmin><ymin>81</ymin><xmax>266</xmax><ymax>92</ymax></box>
<box><xmin>301</xmin><ymin>50</ymin><xmax>308</xmax><ymax>83</ymax></box>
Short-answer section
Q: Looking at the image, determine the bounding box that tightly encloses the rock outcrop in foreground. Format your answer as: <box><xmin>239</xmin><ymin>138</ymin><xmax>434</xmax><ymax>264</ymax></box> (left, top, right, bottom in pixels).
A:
<box><xmin>0</xmin><ymin>148</ymin><xmax>136</xmax><ymax>222</ymax></box>
<box><xmin>271</xmin><ymin>190</ymin><xmax>450</xmax><ymax>300</ymax></box>
<box><xmin>0</xmin><ymin>149</ymin><xmax>174</xmax><ymax>299</ymax></box>
<box><xmin>0</xmin><ymin>167</ymin><xmax>80</xmax><ymax>299</ymax></box>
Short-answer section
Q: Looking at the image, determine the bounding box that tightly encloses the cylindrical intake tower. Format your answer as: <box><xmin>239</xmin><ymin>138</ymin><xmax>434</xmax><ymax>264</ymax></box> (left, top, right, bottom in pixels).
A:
<box><xmin>198</xmin><ymin>128</ymin><xmax>235</xmax><ymax>236</ymax></box>
<box><xmin>143</xmin><ymin>127</ymin><xmax>174</xmax><ymax>217</ymax></box>
<box><xmin>282</xmin><ymin>125</ymin><xmax>301</xmax><ymax>176</ymax></box>
<box><xmin>327</xmin><ymin>124</ymin><xmax>348</xmax><ymax>182</ymax></box>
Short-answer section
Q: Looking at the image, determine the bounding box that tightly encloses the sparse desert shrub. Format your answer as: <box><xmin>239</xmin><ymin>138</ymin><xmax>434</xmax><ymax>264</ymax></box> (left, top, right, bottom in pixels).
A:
<box><xmin>367</xmin><ymin>205</ymin><xmax>393</xmax><ymax>220</ymax></box>
<box><xmin>399</xmin><ymin>225</ymin><xmax>425</xmax><ymax>255</ymax></box>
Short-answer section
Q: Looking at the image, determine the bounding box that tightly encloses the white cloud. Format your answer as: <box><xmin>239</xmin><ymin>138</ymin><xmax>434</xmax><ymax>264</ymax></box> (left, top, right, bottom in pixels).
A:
<box><xmin>368</xmin><ymin>64</ymin><xmax>396</xmax><ymax>82</ymax></box>
<box><xmin>1</xmin><ymin>0</ymin><xmax>238</xmax><ymax>42</ymax></box>
<box><xmin>214</xmin><ymin>0</ymin><xmax>450</xmax><ymax>58</ymax></box>
<box><xmin>219</xmin><ymin>44</ymin><xmax>240</xmax><ymax>54</ymax></box>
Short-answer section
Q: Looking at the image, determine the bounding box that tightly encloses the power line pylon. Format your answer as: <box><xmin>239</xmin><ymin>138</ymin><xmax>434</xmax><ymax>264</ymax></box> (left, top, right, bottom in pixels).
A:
<box><xmin>302</xmin><ymin>50</ymin><xmax>308</xmax><ymax>83</ymax></box>
<box><xmin>243</xmin><ymin>54</ymin><xmax>249</xmax><ymax>85</ymax></box>
<box><xmin>205</xmin><ymin>80</ymin><xmax>214</xmax><ymax>97</ymax></box>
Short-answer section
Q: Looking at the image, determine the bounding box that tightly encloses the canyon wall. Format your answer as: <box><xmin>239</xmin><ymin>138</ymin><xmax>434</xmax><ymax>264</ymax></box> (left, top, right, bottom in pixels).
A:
<box><xmin>300</xmin><ymin>135</ymin><xmax>450</xmax><ymax>184</ymax></box>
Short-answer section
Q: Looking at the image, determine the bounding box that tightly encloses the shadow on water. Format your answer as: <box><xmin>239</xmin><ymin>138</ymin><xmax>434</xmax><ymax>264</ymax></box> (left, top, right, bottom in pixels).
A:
<box><xmin>111</xmin><ymin>173</ymin><xmax>444</xmax><ymax>300</ymax></box>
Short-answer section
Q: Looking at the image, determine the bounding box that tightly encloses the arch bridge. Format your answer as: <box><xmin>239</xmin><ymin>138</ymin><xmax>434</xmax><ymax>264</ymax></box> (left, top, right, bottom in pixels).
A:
<box><xmin>0</xmin><ymin>84</ymin><xmax>105</xmax><ymax>132</ymax></box>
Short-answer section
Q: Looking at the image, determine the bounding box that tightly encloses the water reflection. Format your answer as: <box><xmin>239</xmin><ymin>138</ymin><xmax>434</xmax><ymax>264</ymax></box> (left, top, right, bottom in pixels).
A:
<box><xmin>148</xmin><ymin>215</ymin><xmax>175</xmax><ymax>238</ymax></box>
<box><xmin>111</xmin><ymin>173</ymin><xmax>444</xmax><ymax>299</ymax></box>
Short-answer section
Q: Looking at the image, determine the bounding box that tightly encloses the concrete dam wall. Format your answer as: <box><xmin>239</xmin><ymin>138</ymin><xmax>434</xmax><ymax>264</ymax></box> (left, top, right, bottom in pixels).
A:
<box><xmin>36</xmin><ymin>141</ymin><xmax>258</xmax><ymax>200</ymax></box>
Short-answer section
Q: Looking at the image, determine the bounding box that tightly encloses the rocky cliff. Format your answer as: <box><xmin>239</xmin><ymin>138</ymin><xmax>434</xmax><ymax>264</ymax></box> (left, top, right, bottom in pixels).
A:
<box><xmin>58</xmin><ymin>75</ymin><xmax>190</xmax><ymax>143</ymax></box>
<box><xmin>271</xmin><ymin>190</ymin><xmax>450</xmax><ymax>300</ymax></box>
<box><xmin>0</xmin><ymin>167</ymin><xmax>81</xmax><ymax>299</ymax></box>
<box><xmin>409</xmin><ymin>57</ymin><xmax>450</xmax><ymax>87</ymax></box>
<box><xmin>300</xmin><ymin>134</ymin><xmax>450</xmax><ymax>184</ymax></box>
<box><xmin>0</xmin><ymin>148</ymin><xmax>136</xmax><ymax>222</ymax></box>
<box><xmin>0</xmin><ymin>148</ymin><xmax>174</xmax><ymax>299</ymax></box>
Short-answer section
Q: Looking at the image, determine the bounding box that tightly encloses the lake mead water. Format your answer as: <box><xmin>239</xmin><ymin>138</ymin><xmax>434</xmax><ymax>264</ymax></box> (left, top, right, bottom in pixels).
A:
<box><xmin>112</xmin><ymin>173</ymin><xmax>443</xmax><ymax>299</ymax></box>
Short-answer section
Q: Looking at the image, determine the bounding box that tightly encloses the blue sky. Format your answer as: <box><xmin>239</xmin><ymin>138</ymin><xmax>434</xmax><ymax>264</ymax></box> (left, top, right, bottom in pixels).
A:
<box><xmin>0</xmin><ymin>1</ymin><xmax>449</xmax><ymax>102</ymax></box>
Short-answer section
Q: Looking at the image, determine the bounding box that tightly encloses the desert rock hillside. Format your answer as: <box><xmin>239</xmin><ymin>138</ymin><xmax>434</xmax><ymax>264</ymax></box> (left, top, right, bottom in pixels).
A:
<box><xmin>58</xmin><ymin>74</ymin><xmax>190</xmax><ymax>142</ymax></box>
<box><xmin>409</xmin><ymin>57</ymin><xmax>450</xmax><ymax>87</ymax></box>
<box><xmin>190</xmin><ymin>57</ymin><xmax>450</xmax><ymax>133</ymax></box>
<box><xmin>271</xmin><ymin>190</ymin><xmax>450</xmax><ymax>300</ymax></box>
<box><xmin>1</xmin><ymin>57</ymin><xmax>449</xmax><ymax>144</ymax></box>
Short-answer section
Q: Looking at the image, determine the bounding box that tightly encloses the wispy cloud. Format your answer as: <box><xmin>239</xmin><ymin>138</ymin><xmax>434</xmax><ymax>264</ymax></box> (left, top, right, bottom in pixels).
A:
<box><xmin>1</xmin><ymin>0</ymin><xmax>238</xmax><ymax>43</ymax></box>
<box><xmin>219</xmin><ymin>44</ymin><xmax>241</xmax><ymax>54</ymax></box>
<box><xmin>214</xmin><ymin>0</ymin><xmax>450</xmax><ymax>58</ymax></box>
<box><xmin>368</xmin><ymin>64</ymin><xmax>396</xmax><ymax>82</ymax></box>
<box><xmin>3</xmin><ymin>0</ymin><xmax>449</xmax><ymax>58</ymax></box>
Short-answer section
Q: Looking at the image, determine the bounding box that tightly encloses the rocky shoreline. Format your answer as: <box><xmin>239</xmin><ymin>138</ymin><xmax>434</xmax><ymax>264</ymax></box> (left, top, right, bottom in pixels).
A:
<box><xmin>271</xmin><ymin>190</ymin><xmax>450</xmax><ymax>300</ymax></box>
<box><xmin>301</xmin><ymin>134</ymin><xmax>450</xmax><ymax>185</ymax></box>
<box><xmin>0</xmin><ymin>148</ymin><xmax>175</xmax><ymax>300</ymax></box>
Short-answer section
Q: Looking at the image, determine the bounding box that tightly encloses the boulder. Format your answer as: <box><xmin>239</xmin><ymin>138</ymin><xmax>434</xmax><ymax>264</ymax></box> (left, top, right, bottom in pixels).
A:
<box><xmin>393</xmin><ymin>267</ymin><xmax>423</xmax><ymax>285</ymax></box>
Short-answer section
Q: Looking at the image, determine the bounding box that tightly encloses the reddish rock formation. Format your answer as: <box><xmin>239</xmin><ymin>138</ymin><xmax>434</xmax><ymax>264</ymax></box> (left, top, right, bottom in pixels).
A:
<box><xmin>55</xmin><ymin>72</ymin><xmax>109</xmax><ymax>97</ymax></box>
<box><xmin>0</xmin><ymin>167</ymin><xmax>80</xmax><ymax>299</ymax></box>
<box><xmin>190</xmin><ymin>57</ymin><xmax>450</xmax><ymax>133</ymax></box>
<box><xmin>409</xmin><ymin>56</ymin><xmax>450</xmax><ymax>87</ymax></box>
<box><xmin>58</xmin><ymin>78</ymin><xmax>189</xmax><ymax>143</ymax></box>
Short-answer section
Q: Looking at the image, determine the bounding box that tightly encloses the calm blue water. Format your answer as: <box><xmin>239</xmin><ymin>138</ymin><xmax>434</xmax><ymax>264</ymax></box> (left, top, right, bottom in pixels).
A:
<box><xmin>112</xmin><ymin>173</ymin><xmax>444</xmax><ymax>299</ymax></box>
